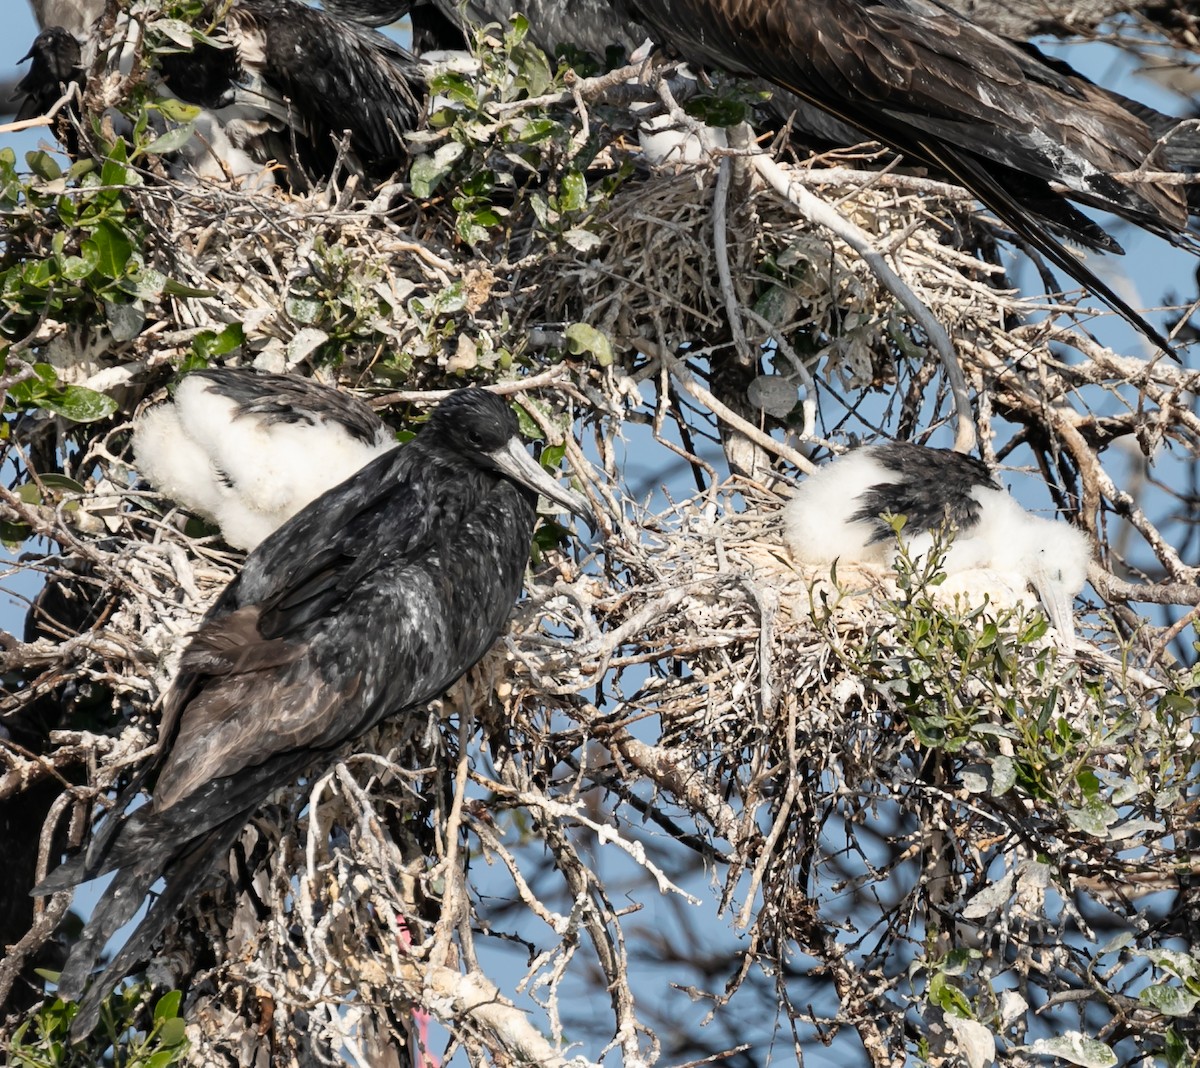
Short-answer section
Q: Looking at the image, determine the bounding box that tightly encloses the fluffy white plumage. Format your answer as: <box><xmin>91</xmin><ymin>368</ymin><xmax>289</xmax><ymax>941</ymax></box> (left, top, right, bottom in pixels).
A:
<box><xmin>782</xmin><ymin>445</ymin><xmax>1092</xmax><ymax>642</ymax></box>
<box><xmin>133</xmin><ymin>372</ymin><xmax>395</xmax><ymax>550</ymax></box>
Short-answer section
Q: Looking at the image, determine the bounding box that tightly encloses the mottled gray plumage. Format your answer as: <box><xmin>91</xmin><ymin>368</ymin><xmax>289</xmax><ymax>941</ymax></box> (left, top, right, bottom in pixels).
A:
<box><xmin>38</xmin><ymin>389</ymin><xmax>593</xmax><ymax>1039</ymax></box>
<box><xmin>782</xmin><ymin>442</ymin><xmax>1092</xmax><ymax>641</ymax></box>
<box><xmin>321</xmin><ymin>0</ymin><xmax>409</xmax><ymax>27</ymax></box>
<box><xmin>187</xmin><ymin>366</ymin><xmax>389</xmax><ymax>447</ymax></box>
<box><xmin>132</xmin><ymin>368</ymin><xmax>397</xmax><ymax>550</ymax></box>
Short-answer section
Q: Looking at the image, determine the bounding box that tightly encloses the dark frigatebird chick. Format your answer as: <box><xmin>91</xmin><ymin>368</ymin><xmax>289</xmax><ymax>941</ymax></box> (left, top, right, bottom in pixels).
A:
<box><xmin>21</xmin><ymin>0</ymin><xmax>425</xmax><ymax>189</ymax></box>
<box><xmin>782</xmin><ymin>443</ymin><xmax>1091</xmax><ymax>642</ymax></box>
<box><xmin>13</xmin><ymin>26</ymin><xmax>81</xmax><ymax>124</ymax></box>
<box><xmin>132</xmin><ymin>368</ymin><xmax>396</xmax><ymax>550</ymax></box>
<box><xmin>35</xmin><ymin>388</ymin><xmax>595</xmax><ymax>1039</ymax></box>
<box><xmin>618</xmin><ymin>0</ymin><xmax>1199</xmax><ymax>350</ymax></box>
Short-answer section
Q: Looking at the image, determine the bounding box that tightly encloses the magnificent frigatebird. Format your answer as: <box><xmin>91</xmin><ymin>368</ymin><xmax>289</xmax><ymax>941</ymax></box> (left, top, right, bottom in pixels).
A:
<box><xmin>36</xmin><ymin>388</ymin><xmax>595</xmax><ymax>1038</ymax></box>
<box><xmin>21</xmin><ymin>0</ymin><xmax>425</xmax><ymax>188</ymax></box>
<box><xmin>621</xmin><ymin>0</ymin><xmax>1199</xmax><ymax>346</ymax></box>
<box><xmin>782</xmin><ymin>443</ymin><xmax>1091</xmax><ymax>639</ymax></box>
<box><xmin>13</xmin><ymin>26</ymin><xmax>81</xmax><ymax>124</ymax></box>
<box><xmin>394</xmin><ymin>0</ymin><xmax>1196</xmax><ymax>347</ymax></box>
<box><xmin>133</xmin><ymin>368</ymin><xmax>395</xmax><ymax>550</ymax></box>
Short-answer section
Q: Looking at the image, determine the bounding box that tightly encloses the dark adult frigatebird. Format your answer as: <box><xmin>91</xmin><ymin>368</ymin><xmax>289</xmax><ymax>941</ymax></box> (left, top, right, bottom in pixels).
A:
<box><xmin>617</xmin><ymin>0</ymin><xmax>1198</xmax><ymax>350</ymax></box>
<box><xmin>35</xmin><ymin>388</ymin><xmax>595</xmax><ymax>1039</ymax></box>
<box><xmin>21</xmin><ymin>0</ymin><xmax>425</xmax><ymax>188</ymax></box>
<box><xmin>783</xmin><ymin>443</ymin><xmax>1091</xmax><ymax>641</ymax></box>
<box><xmin>133</xmin><ymin>368</ymin><xmax>396</xmax><ymax>550</ymax></box>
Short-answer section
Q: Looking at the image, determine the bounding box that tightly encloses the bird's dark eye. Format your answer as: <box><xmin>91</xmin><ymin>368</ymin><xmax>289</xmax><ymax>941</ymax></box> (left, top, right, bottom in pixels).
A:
<box><xmin>465</xmin><ymin>429</ymin><xmax>484</xmax><ymax>447</ymax></box>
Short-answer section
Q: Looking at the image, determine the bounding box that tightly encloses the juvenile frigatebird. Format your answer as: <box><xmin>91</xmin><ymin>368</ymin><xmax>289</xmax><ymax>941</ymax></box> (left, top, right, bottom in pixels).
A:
<box><xmin>782</xmin><ymin>443</ymin><xmax>1091</xmax><ymax>640</ymax></box>
<box><xmin>36</xmin><ymin>388</ymin><xmax>595</xmax><ymax>1038</ymax></box>
<box><xmin>133</xmin><ymin>368</ymin><xmax>396</xmax><ymax>550</ymax></box>
<box><xmin>21</xmin><ymin>0</ymin><xmax>425</xmax><ymax>188</ymax></box>
<box><xmin>13</xmin><ymin>25</ymin><xmax>81</xmax><ymax>124</ymax></box>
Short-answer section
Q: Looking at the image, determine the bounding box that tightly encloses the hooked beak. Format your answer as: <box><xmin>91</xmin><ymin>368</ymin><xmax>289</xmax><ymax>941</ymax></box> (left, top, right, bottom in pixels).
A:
<box><xmin>488</xmin><ymin>436</ymin><xmax>597</xmax><ymax>535</ymax></box>
<box><xmin>1030</xmin><ymin>566</ymin><xmax>1077</xmax><ymax>648</ymax></box>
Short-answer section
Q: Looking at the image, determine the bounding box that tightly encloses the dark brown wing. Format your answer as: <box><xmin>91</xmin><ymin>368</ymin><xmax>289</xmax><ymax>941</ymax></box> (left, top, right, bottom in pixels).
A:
<box><xmin>625</xmin><ymin>0</ymin><xmax>1192</xmax><ymax>349</ymax></box>
<box><xmin>635</xmin><ymin>0</ymin><xmax>1186</xmax><ymax>234</ymax></box>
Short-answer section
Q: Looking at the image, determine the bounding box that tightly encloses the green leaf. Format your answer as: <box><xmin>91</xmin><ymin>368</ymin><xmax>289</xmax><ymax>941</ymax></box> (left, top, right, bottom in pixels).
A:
<box><xmin>37</xmin><ymin>474</ymin><xmax>87</xmax><ymax>493</ymax></box>
<box><xmin>4</xmin><ymin>515</ymin><xmax>35</xmax><ymax>542</ymax></box>
<box><xmin>1024</xmin><ymin>1033</ymin><xmax>1116</xmax><ymax>1067</ymax></box>
<box><xmin>1164</xmin><ymin>1028</ymin><xmax>1193</xmax><ymax>1068</ymax></box>
<box><xmin>154</xmin><ymin>989</ymin><xmax>183</xmax><ymax>1022</ymax></box>
<box><xmin>192</xmin><ymin>323</ymin><xmax>245</xmax><ymax>360</ymax></box>
<box><xmin>410</xmin><ymin>141</ymin><xmax>465</xmax><ymax>198</ymax></box>
<box><xmin>285</xmin><ymin>295</ymin><xmax>323</xmax><ymax>324</ymax></box>
<box><xmin>106</xmin><ymin>300</ymin><xmax>146</xmax><ymax>341</ymax></box>
<box><xmin>1065</xmin><ymin>795</ymin><xmax>1118</xmax><ymax>837</ymax></box>
<box><xmin>1144</xmin><ymin>949</ymin><xmax>1200</xmax><ymax>981</ymax></box>
<box><xmin>684</xmin><ymin>94</ymin><xmax>748</xmax><ymax>127</ymax></box>
<box><xmin>562</xmin><ymin>227</ymin><xmax>602</xmax><ymax>252</ymax></box>
<box><xmin>557</xmin><ymin>170</ymin><xmax>587</xmax><ymax>213</ymax></box>
<box><xmin>61</xmin><ymin>246</ymin><xmax>101</xmax><ymax>280</ymax></box>
<box><xmin>928</xmin><ymin>972</ymin><xmax>973</xmax><ymax>1018</ymax></box>
<box><xmin>7</xmin><ymin>364</ymin><xmax>56</xmax><ymax>406</ymax></box>
<box><xmin>564</xmin><ymin>322</ymin><xmax>613</xmax><ymax>366</ymax></box>
<box><xmin>1140</xmin><ymin>985</ymin><xmax>1200</xmax><ymax>1017</ymax></box>
<box><xmin>941</xmin><ymin>948</ymin><xmax>975</xmax><ymax>976</ymax></box>
<box><xmin>428</xmin><ymin>72</ymin><xmax>479</xmax><ymax>107</ymax></box>
<box><xmin>157</xmin><ymin>1016</ymin><xmax>188</xmax><ymax>1046</ymax></box>
<box><xmin>85</xmin><ymin>219</ymin><xmax>133</xmax><ymax>279</ymax></box>
<box><xmin>988</xmin><ymin>755</ymin><xmax>1017</xmax><ymax>796</ymax></box>
<box><xmin>455</xmin><ymin>212</ymin><xmax>490</xmax><ymax>246</ymax></box>
<box><xmin>20</xmin><ymin>258</ymin><xmax>55</xmax><ymax>289</ymax></box>
<box><xmin>66</xmin><ymin>158</ymin><xmax>96</xmax><ymax>181</ymax></box>
<box><xmin>1020</xmin><ymin>615</ymin><xmax>1050</xmax><ymax>643</ymax></box>
<box><xmin>154</xmin><ymin>97</ymin><xmax>202</xmax><ymax>122</ymax></box>
<box><xmin>518</xmin><ymin>118</ymin><xmax>560</xmax><ymax>143</ymax></box>
<box><xmin>41</xmin><ymin>385</ymin><xmax>118</xmax><ymax>423</ymax></box>
<box><xmin>144</xmin><ymin>122</ymin><xmax>197</xmax><ymax>156</ymax></box>
<box><xmin>100</xmin><ymin>137</ymin><xmax>130</xmax><ymax>188</ymax></box>
<box><xmin>507</xmin><ymin>12</ymin><xmax>530</xmax><ymax>41</ymax></box>
<box><xmin>1075</xmin><ymin>768</ymin><xmax>1100</xmax><ymax>798</ymax></box>
<box><xmin>161</xmin><ymin>277</ymin><xmax>216</xmax><ymax>298</ymax></box>
<box><xmin>175</xmin><ymin>352</ymin><xmax>210</xmax><ymax>375</ymax></box>
<box><xmin>25</xmin><ymin>149</ymin><xmax>63</xmax><ymax>182</ymax></box>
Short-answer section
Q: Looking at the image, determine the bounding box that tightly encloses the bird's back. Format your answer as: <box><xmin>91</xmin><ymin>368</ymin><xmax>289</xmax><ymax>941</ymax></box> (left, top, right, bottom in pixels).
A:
<box><xmin>148</xmin><ymin>440</ymin><xmax>535</xmax><ymax>816</ymax></box>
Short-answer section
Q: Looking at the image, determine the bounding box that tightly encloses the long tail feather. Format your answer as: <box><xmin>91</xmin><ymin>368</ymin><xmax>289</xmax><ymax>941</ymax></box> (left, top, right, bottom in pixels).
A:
<box><xmin>66</xmin><ymin>818</ymin><xmax>248</xmax><ymax>1040</ymax></box>
<box><xmin>919</xmin><ymin>139</ymin><xmax>1180</xmax><ymax>359</ymax></box>
<box><xmin>56</xmin><ymin>863</ymin><xmax>161</xmax><ymax>1002</ymax></box>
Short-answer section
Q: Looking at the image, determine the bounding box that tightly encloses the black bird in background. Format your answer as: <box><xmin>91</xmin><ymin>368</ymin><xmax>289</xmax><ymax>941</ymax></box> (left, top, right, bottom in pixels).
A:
<box><xmin>36</xmin><ymin>388</ymin><xmax>595</xmax><ymax>1039</ymax></box>
<box><xmin>13</xmin><ymin>26</ymin><xmax>81</xmax><ymax>123</ymax></box>
<box><xmin>20</xmin><ymin>0</ymin><xmax>425</xmax><ymax>188</ymax></box>
<box><xmin>626</xmin><ymin>0</ymin><xmax>1200</xmax><ymax>350</ymax></box>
